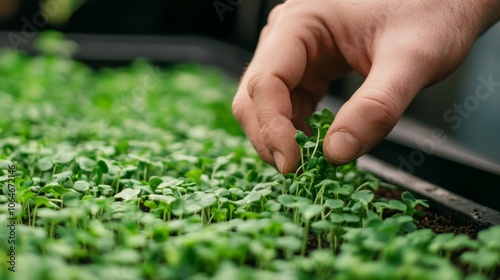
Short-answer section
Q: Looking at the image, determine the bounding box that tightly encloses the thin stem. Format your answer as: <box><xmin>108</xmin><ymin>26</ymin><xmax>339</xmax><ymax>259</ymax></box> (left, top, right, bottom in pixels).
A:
<box><xmin>301</xmin><ymin>222</ymin><xmax>310</xmax><ymax>256</ymax></box>
<box><xmin>355</xmin><ymin>181</ymin><xmax>371</xmax><ymax>192</ymax></box>
<box><xmin>49</xmin><ymin>223</ymin><xmax>55</xmax><ymax>238</ymax></box>
<box><xmin>143</xmin><ymin>165</ymin><xmax>148</xmax><ymax>181</ymax></box>
<box><xmin>294</xmin><ymin>147</ymin><xmax>306</xmax><ymax>179</ymax></box>
<box><xmin>310</xmin><ymin>127</ymin><xmax>321</xmax><ymax>158</ymax></box>
<box><xmin>32</xmin><ymin>206</ymin><xmax>38</xmax><ymax>227</ymax></box>
<box><xmin>313</xmin><ymin>184</ymin><xmax>326</xmax><ymax>205</ymax></box>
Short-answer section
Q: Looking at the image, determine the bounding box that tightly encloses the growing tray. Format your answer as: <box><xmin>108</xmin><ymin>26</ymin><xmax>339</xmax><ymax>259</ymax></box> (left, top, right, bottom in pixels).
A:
<box><xmin>358</xmin><ymin>155</ymin><xmax>500</xmax><ymax>227</ymax></box>
<box><xmin>1</xmin><ymin>32</ymin><xmax>498</xmax><ymax>227</ymax></box>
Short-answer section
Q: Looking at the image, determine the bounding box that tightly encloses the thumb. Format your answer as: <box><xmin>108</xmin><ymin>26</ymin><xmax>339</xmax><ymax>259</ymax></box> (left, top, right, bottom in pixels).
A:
<box><xmin>324</xmin><ymin>55</ymin><xmax>429</xmax><ymax>165</ymax></box>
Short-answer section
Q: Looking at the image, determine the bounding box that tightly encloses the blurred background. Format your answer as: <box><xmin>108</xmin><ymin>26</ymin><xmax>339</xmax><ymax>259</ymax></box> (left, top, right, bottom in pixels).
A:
<box><xmin>0</xmin><ymin>0</ymin><xmax>276</xmax><ymax>49</ymax></box>
<box><xmin>1</xmin><ymin>0</ymin><xmax>499</xmax><ymax>207</ymax></box>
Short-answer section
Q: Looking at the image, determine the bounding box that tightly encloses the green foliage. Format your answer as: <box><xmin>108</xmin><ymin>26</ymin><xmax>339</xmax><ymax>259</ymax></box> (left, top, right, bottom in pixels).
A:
<box><xmin>0</xmin><ymin>35</ymin><xmax>499</xmax><ymax>280</ymax></box>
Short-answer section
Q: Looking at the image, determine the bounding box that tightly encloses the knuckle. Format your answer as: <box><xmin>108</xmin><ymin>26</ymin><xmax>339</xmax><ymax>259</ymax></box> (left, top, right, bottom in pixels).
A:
<box><xmin>246</xmin><ymin>72</ymin><xmax>265</xmax><ymax>100</ymax></box>
<box><xmin>231</xmin><ymin>96</ymin><xmax>245</xmax><ymax>124</ymax></box>
<box><xmin>358</xmin><ymin>88</ymin><xmax>401</xmax><ymax>130</ymax></box>
<box><xmin>408</xmin><ymin>44</ymin><xmax>441</xmax><ymax>65</ymax></box>
<box><xmin>393</xmin><ymin>35</ymin><xmax>442</xmax><ymax>65</ymax></box>
<box><xmin>259</xmin><ymin>25</ymin><xmax>270</xmax><ymax>41</ymax></box>
<box><xmin>258</xmin><ymin>116</ymin><xmax>287</xmax><ymax>147</ymax></box>
<box><xmin>267</xmin><ymin>4</ymin><xmax>283</xmax><ymax>24</ymax></box>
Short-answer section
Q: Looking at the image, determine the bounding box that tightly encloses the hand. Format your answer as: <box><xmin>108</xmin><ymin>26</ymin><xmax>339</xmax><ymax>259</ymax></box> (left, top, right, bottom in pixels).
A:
<box><xmin>232</xmin><ymin>0</ymin><xmax>500</xmax><ymax>174</ymax></box>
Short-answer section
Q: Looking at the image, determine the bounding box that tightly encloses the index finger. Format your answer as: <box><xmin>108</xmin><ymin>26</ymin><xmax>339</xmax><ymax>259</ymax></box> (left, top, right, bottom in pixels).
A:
<box><xmin>234</xmin><ymin>22</ymin><xmax>309</xmax><ymax>173</ymax></box>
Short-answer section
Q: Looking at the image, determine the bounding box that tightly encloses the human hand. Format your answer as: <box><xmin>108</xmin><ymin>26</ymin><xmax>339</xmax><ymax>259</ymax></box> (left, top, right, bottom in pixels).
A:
<box><xmin>232</xmin><ymin>0</ymin><xmax>500</xmax><ymax>174</ymax></box>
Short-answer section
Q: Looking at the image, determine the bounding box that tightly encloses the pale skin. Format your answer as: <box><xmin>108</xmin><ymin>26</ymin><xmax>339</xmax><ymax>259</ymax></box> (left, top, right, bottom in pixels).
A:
<box><xmin>232</xmin><ymin>0</ymin><xmax>500</xmax><ymax>174</ymax></box>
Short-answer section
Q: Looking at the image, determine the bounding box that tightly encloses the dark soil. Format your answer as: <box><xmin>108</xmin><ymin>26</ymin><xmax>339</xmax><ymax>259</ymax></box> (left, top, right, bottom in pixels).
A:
<box><xmin>374</xmin><ymin>187</ymin><xmax>500</xmax><ymax>279</ymax></box>
<box><xmin>417</xmin><ymin>213</ymin><xmax>479</xmax><ymax>237</ymax></box>
<box><xmin>305</xmin><ymin>186</ymin><xmax>500</xmax><ymax>278</ymax></box>
<box><xmin>374</xmin><ymin>187</ymin><xmax>480</xmax><ymax>236</ymax></box>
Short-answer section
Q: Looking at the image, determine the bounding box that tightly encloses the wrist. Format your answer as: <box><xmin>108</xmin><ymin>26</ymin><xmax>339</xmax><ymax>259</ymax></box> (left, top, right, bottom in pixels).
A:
<box><xmin>474</xmin><ymin>0</ymin><xmax>500</xmax><ymax>35</ymax></box>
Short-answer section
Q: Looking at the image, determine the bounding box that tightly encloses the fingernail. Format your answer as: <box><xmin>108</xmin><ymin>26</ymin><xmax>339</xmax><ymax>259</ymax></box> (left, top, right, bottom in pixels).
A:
<box><xmin>327</xmin><ymin>131</ymin><xmax>362</xmax><ymax>163</ymax></box>
<box><xmin>272</xmin><ymin>150</ymin><xmax>285</xmax><ymax>173</ymax></box>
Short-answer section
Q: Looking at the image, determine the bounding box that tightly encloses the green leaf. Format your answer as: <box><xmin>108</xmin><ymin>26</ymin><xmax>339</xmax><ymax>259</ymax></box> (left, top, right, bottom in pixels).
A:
<box><xmin>133</xmin><ymin>185</ymin><xmax>153</xmax><ymax>194</ymax></box>
<box><xmin>464</xmin><ymin>273</ymin><xmax>489</xmax><ymax>280</ymax></box>
<box><xmin>34</xmin><ymin>196</ymin><xmax>60</xmax><ymax>209</ymax></box>
<box><xmin>351</xmin><ymin>190</ymin><xmax>374</xmax><ymax>205</ymax></box>
<box><xmin>300</xmin><ymin>204</ymin><xmax>322</xmax><ymax>221</ymax></box>
<box><xmin>184</xmin><ymin>200</ymin><xmax>202</xmax><ymax>214</ymax></box>
<box><xmin>120</xmin><ymin>165</ymin><xmax>138</xmax><ymax>176</ymax></box>
<box><xmin>199</xmin><ymin>194</ymin><xmax>217</xmax><ymax>207</ymax></box>
<box><xmin>307</xmin><ymin>109</ymin><xmax>334</xmax><ymax>129</ymax></box>
<box><xmin>241</xmin><ymin>191</ymin><xmax>261</xmax><ymax>204</ymax></box>
<box><xmin>229</xmin><ymin>188</ymin><xmax>244</xmax><ymax>198</ymax></box>
<box><xmin>429</xmin><ymin>233</ymin><xmax>455</xmax><ymax>253</ymax></box>
<box><xmin>275</xmin><ymin>236</ymin><xmax>302</xmax><ymax>252</ymax></box>
<box><xmin>388</xmin><ymin>200</ymin><xmax>407</xmax><ymax>211</ymax></box>
<box><xmin>323</xmin><ymin>199</ymin><xmax>344</xmax><ymax>210</ymax></box>
<box><xmin>77</xmin><ymin>156</ymin><xmax>96</xmax><ymax>172</ymax></box>
<box><xmin>103</xmin><ymin>249</ymin><xmax>141</xmax><ymax>264</ymax></box>
<box><xmin>306</xmin><ymin>157</ymin><xmax>318</xmax><ymax>169</ymax></box>
<box><xmin>62</xmin><ymin>191</ymin><xmax>82</xmax><ymax>207</ymax></box>
<box><xmin>38</xmin><ymin>185</ymin><xmax>55</xmax><ymax>194</ymax></box>
<box><xmin>37</xmin><ymin>157</ymin><xmax>53</xmax><ymax>171</ymax></box>
<box><xmin>171</xmin><ymin>198</ymin><xmax>185</xmax><ymax>216</ymax></box>
<box><xmin>215</xmin><ymin>188</ymin><xmax>230</xmax><ymax>197</ymax></box>
<box><xmin>441</xmin><ymin>234</ymin><xmax>478</xmax><ymax>252</ymax></box>
<box><xmin>37</xmin><ymin>208</ymin><xmax>62</xmax><ymax>220</ymax></box>
<box><xmin>460</xmin><ymin>249</ymin><xmax>500</xmax><ymax>270</ymax></box>
<box><xmin>143</xmin><ymin>200</ymin><xmax>158</xmax><ymax>210</ymax></box>
<box><xmin>148</xmin><ymin>176</ymin><xmax>163</xmax><ymax>191</ymax></box>
<box><xmin>317</xmin><ymin>179</ymin><xmax>340</xmax><ymax>189</ymax></box>
<box><xmin>295</xmin><ymin>130</ymin><xmax>308</xmax><ymax>146</ymax></box>
<box><xmin>74</xmin><ymin>180</ymin><xmax>90</xmax><ymax>192</ymax></box>
<box><xmin>311</xmin><ymin>220</ymin><xmax>334</xmax><ymax>232</ymax></box>
<box><xmin>278</xmin><ymin>194</ymin><xmax>297</xmax><ymax>208</ymax></box>
<box><xmin>97</xmin><ymin>159</ymin><xmax>109</xmax><ymax>173</ymax></box>
<box><xmin>478</xmin><ymin>226</ymin><xmax>500</xmax><ymax>250</ymax></box>
<box><xmin>53</xmin><ymin>171</ymin><xmax>73</xmax><ymax>182</ymax></box>
<box><xmin>55</xmin><ymin>151</ymin><xmax>77</xmax><ymax>164</ymax></box>
<box><xmin>303</xmin><ymin>141</ymin><xmax>316</xmax><ymax>149</ymax></box>
<box><xmin>185</xmin><ymin>168</ymin><xmax>203</xmax><ymax>184</ymax></box>
<box><xmin>213</xmin><ymin>208</ymin><xmax>228</xmax><ymax>221</ymax></box>
<box><xmin>343</xmin><ymin>213</ymin><xmax>360</xmax><ymax>223</ymax></box>
<box><xmin>265</xmin><ymin>200</ymin><xmax>281</xmax><ymax>212</ymax></box>
<box><xmin>330</xmin><ymin>213</ymin><xmax>344</xmax><ymax>224</ymax></box>
<box><xmin>338</xmin><ymin>185</ymin><xmax>354</xmax><ymax>196</ymax></box>
<box><xmin>149</xmin><ymin>194</ymin><xmax>175</xmax><ymax>205</ymax></box>
<box><xmin>115</xmin><ymin>188</ymin><xmax>141</xmax><ymax>201</ymax></box>
<box><xmin>401</xmin><ymin>191</ymin><xmax>416</xmax><ymax>202</ymax></box>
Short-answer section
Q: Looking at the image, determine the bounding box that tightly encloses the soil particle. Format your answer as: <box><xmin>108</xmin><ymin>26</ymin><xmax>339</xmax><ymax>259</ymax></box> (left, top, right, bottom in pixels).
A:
<box><xmin>374</xmin><ymin>187</ymin><xmax>479</xmax><ymax>236</ymax></box>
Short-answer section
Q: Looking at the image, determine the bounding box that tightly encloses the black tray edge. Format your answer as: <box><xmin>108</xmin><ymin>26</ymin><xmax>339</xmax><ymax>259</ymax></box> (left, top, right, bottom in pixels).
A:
<box><xmin>358</xmin><ymin>155</ymin><xmax>500</xmax><ymax>227</ymax></box>
<box><xmin>0</xmin><ymin>32</ymin><xmax>253</xmax><ymax>79</ymax></box>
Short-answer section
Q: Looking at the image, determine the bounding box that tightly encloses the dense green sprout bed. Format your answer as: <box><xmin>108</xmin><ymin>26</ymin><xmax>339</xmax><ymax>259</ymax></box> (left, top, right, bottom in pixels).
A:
<box><xmin>0</xmin><ymin>37</ymin><xmax>499</xmax><ymax>280</ymax></box>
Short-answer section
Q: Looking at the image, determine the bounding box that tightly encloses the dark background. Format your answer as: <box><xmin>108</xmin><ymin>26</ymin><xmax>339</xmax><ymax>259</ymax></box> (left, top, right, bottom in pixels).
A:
<box><xmin>0</xmin><ymin>0</ymin><xmax>269</xmax><ymax>50</ymax></box>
